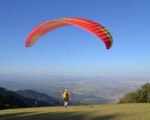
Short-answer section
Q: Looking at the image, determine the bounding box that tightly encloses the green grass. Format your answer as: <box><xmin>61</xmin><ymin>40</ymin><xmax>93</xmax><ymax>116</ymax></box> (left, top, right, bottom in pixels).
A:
<box><xmin>0</xmin><ymin>104</ymin><xmax>150</xmax><ymax>120</ymax></box>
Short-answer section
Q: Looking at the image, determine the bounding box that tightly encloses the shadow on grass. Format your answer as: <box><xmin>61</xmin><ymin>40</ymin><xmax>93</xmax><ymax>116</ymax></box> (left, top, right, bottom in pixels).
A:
<box><xmin>0</xmin><ymin>112</ymin><xmax>37</xmax><ymax>120</ymax></box>
<box><xmin>0</xmin><ymin>111</ymin><xmax>122</xmax><ymax>120</ymax></box>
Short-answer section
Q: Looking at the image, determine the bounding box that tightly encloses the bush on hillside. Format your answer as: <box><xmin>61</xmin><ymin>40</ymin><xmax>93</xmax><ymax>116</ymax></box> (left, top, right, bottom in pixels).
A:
<box><xmin>119</xmin><ymin>83</ymin><xmax>150</xmax><ymax>103</ymax></box>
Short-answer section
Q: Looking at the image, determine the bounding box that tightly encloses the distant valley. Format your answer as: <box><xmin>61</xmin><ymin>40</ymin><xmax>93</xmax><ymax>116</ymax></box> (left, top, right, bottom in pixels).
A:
<box><xmin>0</xmin><ymin>76</ymin><xmax>149</xmax><ymax>104</ymax></box>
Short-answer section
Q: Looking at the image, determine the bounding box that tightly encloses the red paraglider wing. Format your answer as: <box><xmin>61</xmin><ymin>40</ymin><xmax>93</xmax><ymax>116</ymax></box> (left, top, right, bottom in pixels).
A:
<box><xmin>25</xmin><ymin>18</ymin><xmax>113</xmax><ymax>49</ymax></box>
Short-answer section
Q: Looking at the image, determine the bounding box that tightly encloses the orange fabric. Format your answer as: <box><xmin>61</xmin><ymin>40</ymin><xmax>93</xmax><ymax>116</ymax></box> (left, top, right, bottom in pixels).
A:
<box><xmin>63</xmin><ymin>92</ymin><xmax>69</xmax><ymax>101</ymax></box>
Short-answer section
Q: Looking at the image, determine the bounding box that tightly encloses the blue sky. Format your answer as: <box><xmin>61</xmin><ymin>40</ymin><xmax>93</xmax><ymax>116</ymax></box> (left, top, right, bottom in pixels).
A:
<box><xmin>0</xmin><ymin>0</ymin><xmax>150</xmax><ymax>80</ymax></box>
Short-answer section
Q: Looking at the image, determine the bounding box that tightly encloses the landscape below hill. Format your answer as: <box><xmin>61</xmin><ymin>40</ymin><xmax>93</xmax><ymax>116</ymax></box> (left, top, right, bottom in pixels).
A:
<box><xmin>0</xmin><ymin>76</ymin><xmax>149</xmax><ymax>104</ymax></box>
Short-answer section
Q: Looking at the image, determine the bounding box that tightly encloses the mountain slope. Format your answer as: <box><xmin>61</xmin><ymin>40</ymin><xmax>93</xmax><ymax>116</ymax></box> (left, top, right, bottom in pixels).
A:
<box><xmin>0</xmin><ymin>87</ymin><xmax>62</xmax><ymax>110</ymax></box>
<box><xmin>0</xmin><ymin>87</ymin><xmax>27</xmax><ymax>109</ymax></box>
<box><xmin>16</xmin><ymin>89</ymin><xmax>62</xmax><ymax>106</ymax></box>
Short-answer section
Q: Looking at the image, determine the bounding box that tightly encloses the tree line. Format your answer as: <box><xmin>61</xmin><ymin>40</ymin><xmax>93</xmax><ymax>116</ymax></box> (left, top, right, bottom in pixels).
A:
<box><xmin>119</xmin><ymin>83</ymin><xmax>150</xmax><ymax>103</ymax></box>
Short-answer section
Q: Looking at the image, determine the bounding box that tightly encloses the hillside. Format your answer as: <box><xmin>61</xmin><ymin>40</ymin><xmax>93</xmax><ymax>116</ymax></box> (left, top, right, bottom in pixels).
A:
<box><xmin>0</xmin><ymin>104</ymin><xmax>150</xmax><ymax>120</ymax></box>
<box><xmin>16</xmin><ymin>89</ymin><xmax>62</xmax><ymax>106</ymax></box>
<box><xmin>119</xmin><ymin>83</ymin><xmax>150</xmax><ymax>103</ymax></box>
<box><xmin>0</xmin><ymin>87</ymin><xmax>28</xmax><ymax>109</ymax></box>
<box><xmin>0</xmin><ymin>87</ymin><xmax>62</xmax><ymax>109</ymax></box>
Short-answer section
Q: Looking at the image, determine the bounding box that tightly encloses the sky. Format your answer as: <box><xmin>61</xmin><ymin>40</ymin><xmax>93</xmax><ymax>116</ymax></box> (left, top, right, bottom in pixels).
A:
<box><xmin>0</xmin><ymin>0</ymin><xmax>150</xmax><ymax>80</ymax></box>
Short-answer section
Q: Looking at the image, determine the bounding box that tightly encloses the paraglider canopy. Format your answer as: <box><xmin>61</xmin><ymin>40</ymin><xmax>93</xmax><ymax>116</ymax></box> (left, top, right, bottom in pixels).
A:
<box><xmin>25</xmin><ymin>17</ymin><xmax>113</xmax><ymax>49</ymax></box>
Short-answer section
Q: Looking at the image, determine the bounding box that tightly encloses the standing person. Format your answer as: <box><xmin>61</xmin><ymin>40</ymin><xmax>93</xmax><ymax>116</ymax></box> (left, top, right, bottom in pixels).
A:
<box><xmin>61</xmin><ymin>89</ymin><xmax>70</xmax><ymax>108</ymax></box>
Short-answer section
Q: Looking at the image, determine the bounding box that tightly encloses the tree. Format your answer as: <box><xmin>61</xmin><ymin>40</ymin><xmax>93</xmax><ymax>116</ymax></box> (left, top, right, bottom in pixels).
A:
<box><xmin>119</xmin><ymin>83</ymin><xmax>150</xmax><ymax>103</ymax></box>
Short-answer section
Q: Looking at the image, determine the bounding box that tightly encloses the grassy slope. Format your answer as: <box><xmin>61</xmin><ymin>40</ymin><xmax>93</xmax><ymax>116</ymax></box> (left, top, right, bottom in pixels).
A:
<box><xmin>0</xmin><ymin>104</ymin><xmax>150</xmax><ymax>120</ymax></box>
